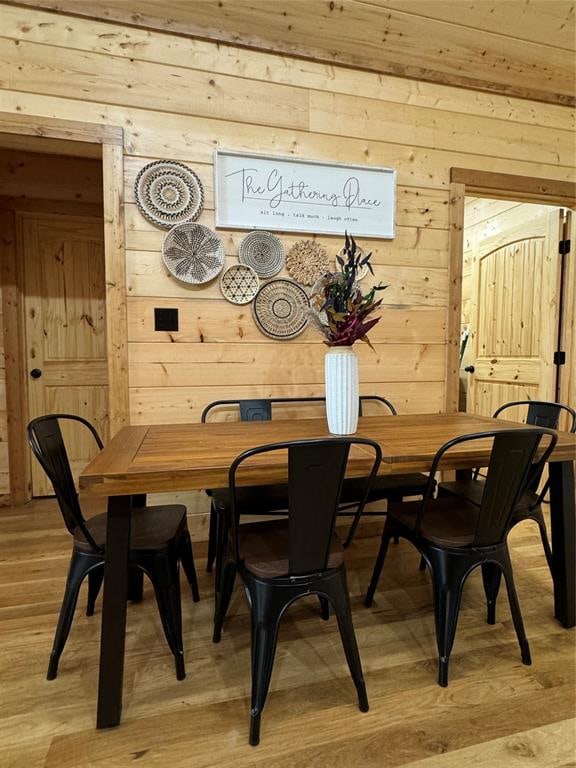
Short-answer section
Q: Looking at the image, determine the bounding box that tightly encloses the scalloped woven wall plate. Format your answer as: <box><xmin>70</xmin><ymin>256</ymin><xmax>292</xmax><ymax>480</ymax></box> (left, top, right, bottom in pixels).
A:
<box><xmin>286</xmin><ymin>240</ymin><xmax>331</xmax><ymax>286</ymax></box>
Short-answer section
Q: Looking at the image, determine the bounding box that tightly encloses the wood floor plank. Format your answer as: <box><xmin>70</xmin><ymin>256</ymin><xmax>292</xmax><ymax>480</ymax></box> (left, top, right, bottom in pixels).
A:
<box><xmin>401</xmin><ymin>719</ymin><xmax>576</xmax><ymax>768</ymax></box>
<box><xmin>0</xmin><ymin>499</ymin><xmax>573</xmax><ymax>767</ymax></box>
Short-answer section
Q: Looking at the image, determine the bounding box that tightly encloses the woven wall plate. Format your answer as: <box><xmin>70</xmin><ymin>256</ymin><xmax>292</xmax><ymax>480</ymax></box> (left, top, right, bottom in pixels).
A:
<box><xmin>239</xmin><ymin>231</ymin><xmax>284</xmax><ymax>278</ymax></box>
<box><xmin>286</xmin><ymin>240</ymin><xmax>331</xmax><ymax>286</ymax></box>
<box><xmin>220</xmin><ymin>264</ymin><xmax>259</xmax><ymax>304</ymax></box>
<box><xmin>135</xmin><ymin>160</ymin><xmax>204</xmax><ymax>229</ymax></box>
<box><xmin>252</xmin><ymin>279</ymin><xmax>310</xmax><ymax>340</ymax></box>
<box><xmin>335</xmin><ymin>246</ymin><xmax>369</xmax><ymax>281</ymax></box>
<box><xmin>162</xmin><ymin>223</ymin><xmax>224</xmax><ymax>284</ymax></box>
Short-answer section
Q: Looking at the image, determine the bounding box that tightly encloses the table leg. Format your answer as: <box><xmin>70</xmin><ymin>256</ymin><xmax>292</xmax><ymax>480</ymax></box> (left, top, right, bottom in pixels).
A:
<box><xmin>97</xmin><ymin>495</ymin><xmax>131</xmax><ymax>728</ymax></box>
<box><xmin>127</xmin><ymin>495</ymin><xmax>146</xmax><ymax>602</ymax></box>
<box><xmin>549</xmin><ymin>460</ymin><xmax>575</xmax><ymax>628</ymax></box>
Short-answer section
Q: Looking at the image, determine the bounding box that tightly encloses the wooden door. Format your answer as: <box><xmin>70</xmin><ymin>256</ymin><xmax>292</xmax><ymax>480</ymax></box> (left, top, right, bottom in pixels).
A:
<box><xmin>466</xmin><ymin>207</ymin><xmax>562</xmax><ymax>420</ymax></box>
<box><xmin>20</xmin><ymin>213</ymin><xmax>108</xmax><ymax>496</ymax></box>
<box><xmin>559</xmin><ymin>208</ymin><xmax>576</xmax><ymax>429</ymax></box>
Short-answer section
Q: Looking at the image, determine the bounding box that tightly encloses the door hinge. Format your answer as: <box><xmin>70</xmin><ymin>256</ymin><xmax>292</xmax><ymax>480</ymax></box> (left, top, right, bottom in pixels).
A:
<box><xmin>559</xmin><ymin>239</ymin><xmax>571</xmax><ymax>255</ymax></box>
<box><xmin>554</xmin><ymin>351</ymin><xmax>566</xmax><ymax>365</ymax></box>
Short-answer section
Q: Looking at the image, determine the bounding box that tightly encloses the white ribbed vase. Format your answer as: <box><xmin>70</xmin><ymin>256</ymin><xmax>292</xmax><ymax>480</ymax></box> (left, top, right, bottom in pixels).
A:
<box><xmin>325</xmin><ymin>346</ymin><xmax>359</xmax><ymax>435</ymax></box>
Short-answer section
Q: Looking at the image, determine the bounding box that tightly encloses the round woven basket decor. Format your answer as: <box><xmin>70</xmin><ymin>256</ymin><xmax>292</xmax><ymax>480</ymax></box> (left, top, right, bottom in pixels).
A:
<box><xmin>286</xmin><ymin>240</ymin><xmax>331</xmax><ymax>286</ymax></box>
<box><xmin>335</xmin><ymin>245</ymin><xmax>369</xmax><ymax>281</ymax></box>
<box><xmin>238</xmin><ymin>231</ymin><xmax>284</xmax><ymax>278</ymax></box>
<box><xmin>135</xmin><ymin>160</ymin><xmax>204</xmax><ymax>229</ymax></box>
<box><xmin>162</xmin><ymin>223</ymin><xmax>224</xmax><ymax>284</ymax></box>
<box><xmin>220</xmin><ymin>264</ymin><xmax>259</xmax><ymax>304</ymax></box>
<box><xmin>252</xmin><ymin>279</ymin><xmax>310</xmax><ymax>340</ymax></box>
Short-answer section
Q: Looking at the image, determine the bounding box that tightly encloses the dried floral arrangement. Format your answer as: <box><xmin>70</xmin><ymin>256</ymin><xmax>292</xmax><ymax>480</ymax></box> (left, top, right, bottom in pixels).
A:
<box><xmin>310</xmin><ymin>233</ymin><xmax>388</xmax><ymax>348</ymax></box>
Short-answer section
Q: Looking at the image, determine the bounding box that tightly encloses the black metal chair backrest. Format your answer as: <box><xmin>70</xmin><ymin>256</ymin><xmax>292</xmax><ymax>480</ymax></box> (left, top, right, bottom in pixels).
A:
<box><xmin>27</xmin><ymin>414</ymin><xmax>104</xmax><ymax>552</ymax></box>
<box><xmin>493</xmin><ymin>399</ymin><xmax>576</xmax><ymax>432</ymax></box>
<box><xmin>228</xmin><ymin>438</ymin><xmax>382</xmax><ymax>576</ymax></box>
<box><xmin>492</xmin><ymin>400</ymin><xmax>576</xmax><ymax>494</ymax></box>
<box><xmin>201</xmin><ymin>396</ymin><xmax>397</xmax><ymax>423</ymax></box>
<box><xmin>418</xmin><ymin>428</ymin><xmax>557</xmax><ymax>547</ymax></box>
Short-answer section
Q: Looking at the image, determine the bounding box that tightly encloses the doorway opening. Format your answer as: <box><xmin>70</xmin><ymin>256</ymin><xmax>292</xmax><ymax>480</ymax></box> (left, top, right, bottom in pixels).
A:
<box><xmin>0</xmin><ymin>142</ymin><xmax>108</xmax><ymax>499</ymax></box>
<box><xmin>447</xmin><ymin>168</ymin><xmax>576</xmax><ymax>429</ymax></box>
<box><xmin>458</xmin><ymin>198</ymin><xmax>569</xmax><ymax>424</ymax></box>
<box><xmin>0</xmin><ymin>114</ymin><xmax>128</xmax><ymax>506</ymax></box>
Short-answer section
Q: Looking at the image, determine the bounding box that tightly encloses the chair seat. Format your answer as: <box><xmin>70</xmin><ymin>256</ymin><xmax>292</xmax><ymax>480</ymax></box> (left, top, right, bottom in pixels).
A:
<box><xmin>388</xmin><ymin>497</ymin><xmax>480</xmax><ymax>547</ymax></box>
<box><xmin>211</xmin><ymin>472</ymin><xmax>431</xmax><ymax>518</ymax></box>
<box><xmin>239</xmin><ymin>522</ymin><xmax>344</xmax><ymax>578</ymax></box>
<box><xmin>340</xmin><ymin>473</ymin><xmax>431</xmax><ymax>504</ymax></box>
<box><xmin>74</xmin><ymin>504</ymin><xmax>187</xmax><ymax>553</ymax></box>
<box><xmin>439</xmin><ymin>480</ymin><xmax>540</xmax><ymax>517</ymax></box>
<box><xmin>211</xmin><ymin>484</ymin><xmax>289</xmax><ymax>515</ymax></box>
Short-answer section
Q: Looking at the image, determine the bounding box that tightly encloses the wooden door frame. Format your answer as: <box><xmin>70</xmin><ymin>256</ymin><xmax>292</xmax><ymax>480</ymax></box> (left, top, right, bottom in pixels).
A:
<box><xmin>0</xmin><ymin>113</ymin><xmax>129</xmax><ymax>503</ymax></box>
<box><xmin>446</xmin><ymin>168</ymin><xmax>576</xmax><ymax>415</ymax></box>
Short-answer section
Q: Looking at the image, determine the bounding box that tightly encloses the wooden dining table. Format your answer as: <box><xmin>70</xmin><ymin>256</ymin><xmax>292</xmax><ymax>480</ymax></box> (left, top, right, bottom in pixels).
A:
<box><xmin>79</xmin><ymin>412</ymin><xmax>576</xmax><ymax>728</ymax></box>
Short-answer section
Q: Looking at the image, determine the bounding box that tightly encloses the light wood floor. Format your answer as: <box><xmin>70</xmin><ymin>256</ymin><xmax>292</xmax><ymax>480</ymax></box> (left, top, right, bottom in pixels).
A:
<box><xmin>0</xmin><ymin>500</ymin><xmax>574</xmax><ymax>768</ymax></box>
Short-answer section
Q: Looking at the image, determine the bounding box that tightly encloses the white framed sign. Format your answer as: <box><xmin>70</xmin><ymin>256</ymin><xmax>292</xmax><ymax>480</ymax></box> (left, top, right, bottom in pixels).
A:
<box><xmin>214</xmin><ymin>150</ymin><xmax>396</xmax><ymax>238</ymax></box>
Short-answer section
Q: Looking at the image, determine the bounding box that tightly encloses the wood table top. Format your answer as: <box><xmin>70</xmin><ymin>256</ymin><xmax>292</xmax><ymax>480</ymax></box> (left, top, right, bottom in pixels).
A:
<box><xmin>79</xmin><ymin>412</ymin><xmax>576</xmax><ymax>497</ymax></box>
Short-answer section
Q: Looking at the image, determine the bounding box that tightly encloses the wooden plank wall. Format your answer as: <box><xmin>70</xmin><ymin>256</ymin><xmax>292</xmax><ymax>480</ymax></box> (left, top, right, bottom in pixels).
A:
<box><xmin>0</xmin><ymin>3</ymin><xmax>574</xmax><ymax>517</ymax></box>
<box><xmin>9</xmin><ymin>0</ymin><xmax>576</xmax><ymax>106</ymax></box>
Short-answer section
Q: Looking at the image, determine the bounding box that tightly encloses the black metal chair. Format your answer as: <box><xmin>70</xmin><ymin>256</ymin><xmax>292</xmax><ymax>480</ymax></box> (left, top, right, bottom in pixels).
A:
<box><xmin>213</xmin><ymin>437</ymin><xmax>382</xmax><ymax>746</ymax></box>
<box><xmin>202</xmin><ymin>396</ymin><xmax>431</xmax><ymax>573</ymax></box>
<box><xmin>27</xmin><ymin>414</ymin><xmax>200</xmax><ymax>682</ymax></box>
<box><xmin>365</xmin><ymin>427</ymin><xmax>557</xmax><ymax>687</ymax></box>
<box><xmin>438</xmin><ymin>401</ymin><xmax>576</xmax><ymax>575</ymax></box>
